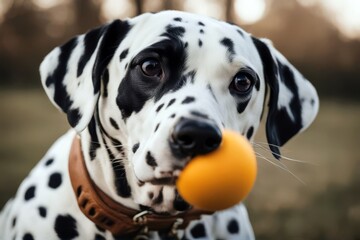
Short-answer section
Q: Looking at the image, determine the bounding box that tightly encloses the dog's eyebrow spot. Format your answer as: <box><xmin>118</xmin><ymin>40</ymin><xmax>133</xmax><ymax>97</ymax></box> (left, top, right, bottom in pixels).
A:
<box><xmin>109</xmin><ymin>117</ymin><xmax>119</xmax><ymax>130</ymax></box>
<box><xmin>119</xmin><ymin>48</ymin><xmax>129</xmax><ymax>62</ymax></box>
<box><xmin>190</xmin><ymin>111</ymin><xmax>209</xmax><ymax>119</ymax></box>
<box><xmin>220</xmin><ymin>37</ymin><xmax>235</xmax><ymax>62</ymax></box>
<box><xmin>182</xmin><ymin>96</ymin><xmax>195</xmax><ymax>104</ymax></box>
<box><xmin>146</xmin><ymin>151</ymin><xmax>158</xmax><ymax>168</ymax></box>
<box><xmin>132</xmin><ymin>143</ymin><xmax>140</xmax><ymax>153</ymax></box>
<box><xmin>167</xmin><ymin>98</ymin><xmax>176</xmax><ymax>108</ymax></box>
<box><xmin>198</xmin><ymin>21</ymin><xmax>205</xmax><ymax>26</ymax></box>
<box><xmin>156</xmin><ymin>103</ymin><xmax>164</xmax><ymax>112</ymax></box>
<box><xmin>173</xmin><ymin>17</ymin><xmax>182</xmax><ymax>22</ymax></box>
<box><xmin>246</xmin><ymin>126</ymin><xmax>254</xmax><ymax>140</ymax></box>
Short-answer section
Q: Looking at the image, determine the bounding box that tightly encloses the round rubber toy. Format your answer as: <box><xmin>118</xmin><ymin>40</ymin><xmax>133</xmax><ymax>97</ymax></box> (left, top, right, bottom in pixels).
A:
<box><xmin>176</xmin><ymin>129</ymin><xmax>257</xmax><ymax>211</ymax></box>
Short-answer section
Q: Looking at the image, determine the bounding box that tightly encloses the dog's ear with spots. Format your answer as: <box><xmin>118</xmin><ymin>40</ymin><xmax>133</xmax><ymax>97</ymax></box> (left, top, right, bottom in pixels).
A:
<box><xmin>252</xmin><ymin>37</ymin><xmax>319</xmax><ymax>159</ymax></box>
<box><xmin>40</xmin><ymin>20</ymin><xmax>130</xmax><ymax>132</ymax></box>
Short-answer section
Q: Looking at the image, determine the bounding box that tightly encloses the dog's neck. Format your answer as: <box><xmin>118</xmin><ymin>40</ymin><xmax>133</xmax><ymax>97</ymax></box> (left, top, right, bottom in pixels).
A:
<box><xmin>79</xmin><ymin>121</ymin><xmax>139</xmax><ymax>211</ymax></box>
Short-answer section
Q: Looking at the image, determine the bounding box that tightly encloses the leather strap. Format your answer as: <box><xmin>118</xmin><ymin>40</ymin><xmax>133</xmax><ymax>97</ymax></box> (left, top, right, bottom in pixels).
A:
<box><xmin>68</xmin><ymin>136</ymin><xmax>212</xmax><ymax>237</ymax></box>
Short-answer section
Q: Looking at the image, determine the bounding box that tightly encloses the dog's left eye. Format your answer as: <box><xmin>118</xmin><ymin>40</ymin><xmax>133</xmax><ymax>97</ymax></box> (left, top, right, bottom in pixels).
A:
<box><xmin>229</xmin><ymin>71</ymin><xmax>255</xmax><ymax>95</ymax></box>
<box><xmin>140</xmin><ymin>58</ymin><xmax>163</xmax><ymax>78</ymax></box>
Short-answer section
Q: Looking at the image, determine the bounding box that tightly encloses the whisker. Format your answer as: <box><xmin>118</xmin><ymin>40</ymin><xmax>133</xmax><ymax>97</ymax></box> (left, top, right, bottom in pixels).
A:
<box><xmin>252</xmin><ymin>142</ymin><xmax>317</xmax><ymax>165</ymax></box>
<box><xmin>255</xmin><ymin>152</ymin><xmax>306</xmax><ymax>185</ymax></box>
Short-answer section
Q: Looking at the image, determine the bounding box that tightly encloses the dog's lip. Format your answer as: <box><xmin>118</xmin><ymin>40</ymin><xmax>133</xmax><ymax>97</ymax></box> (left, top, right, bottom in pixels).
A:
<box><xmin>149</xmin><ymin>177</ymin><xmax>177</xmax><ymax>186</ymax></box>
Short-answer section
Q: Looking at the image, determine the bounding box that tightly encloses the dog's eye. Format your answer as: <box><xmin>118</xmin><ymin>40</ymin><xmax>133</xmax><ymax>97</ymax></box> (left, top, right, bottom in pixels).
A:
<box><xmin>230</xmin><ymin>72</ymin><xmax>254</xmax><ymax>94</ymax></box>
<box><xmin>141</xmin><ymin>58</ymin><xmax>162</xmax><ymax>77</ymax></box>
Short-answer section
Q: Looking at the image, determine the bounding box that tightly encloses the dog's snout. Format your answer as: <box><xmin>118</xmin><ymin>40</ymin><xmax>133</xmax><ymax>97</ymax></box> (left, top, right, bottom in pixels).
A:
<box><xmin>170</xmin><ymin>118</ymin><xmax>222</xmax><ymax>158</ymax></box>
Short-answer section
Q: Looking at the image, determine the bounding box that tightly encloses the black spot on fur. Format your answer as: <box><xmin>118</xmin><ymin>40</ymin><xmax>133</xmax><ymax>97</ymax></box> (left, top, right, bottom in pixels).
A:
<box><xmin>199</xmin><ymin>29</ymin><xmax>204</xmax><ymax>34</ymax></box>
<box><xmin>54</xmin><ymin>214</ymin><xmax>79</xmax><ymax>239</ymax></box>
<box><xmin>220</xmin><ymin>37</ymin><xmax>235</xmax><ymax>62</ymax></box>
<box><xmin>184</xmin><ymin>42</ymin><xmax>188</xmax><ymax>48</ymax></box>
<box><xmin>173</xmin><ymin>17</ymin><xmax>182</xmax><ymax>22</ymax></box>
<box><xmin>45</xmin><ymin>38</ymin><xmax>77</xmax><ymax>111</ymax></box>
<box><xmin>153</xmin><ymin>188</ymin><xmax>163</xmax><ymax>204</ymax></box>
<box><xmin>88</xmin><ymin>117</ymin><xmax>100</xmax><ymax>161</ymax></box>
<box><xmin>132</xmin><ymin>143</ymin><xmax>140</xmax><ymax>153</ymax></box>
<box><xmin>45</xmin><ymin>158</ymin><xmax>54</xmax><ymax>166</ymax></box>
<box><xmin>102</xmin><ymin>68</ymin><xmax>109</xmax><ymax>97</ymax></box>
<box><xmin>175</xmin><ymin>70</ymin><xmax>196</xmax><ymax>90</ymax></box>
<box><xmin>77</xmin><ymin>26</ymin><xmax>104</xmax><ymax>77</ymax></box>
<box><xmin>119</xmin><ymin>48</ymin><xmax>129</xmax><ymax>62</ymax></box>
<box><xmin>167</xmin><ymin>98</ymin><xmax>176</xmax><ymax>108</ymax></box>
<box><xmin>146</xmin><ymin>151</ymin><xmax>158</xmax><ymax>167</ymax></box>
<box><xmin>198</xmin><ymin>21</ymin><xmax>205</xmax><ymax>26</ymax></box>
<box><xmin>124</xmin><ymin>63</ymin><xmax>128</xmax><ymax>70</ymax></box>
<box><xmin>156</xmin><ymin>103</ymin><xmax>164</xmax><ymax>112</ymax></box>
<box><xmin>190</xmin><ymin>111</ymin><xmax>208</xmax><ymax>119</ymax></box>
<box><xmin>12</xmin><ymin>216</ymin><xmax>16</xmax><ymax>227</ymax></box>
<box><xmin>93</xmin><ymin>20</ymin><xmax>131</xmax><ymax>95</ymax></box>
<box><xmin>237</xmin><ymin>29</ymin><xmax>244</xmax><ymax>36</ymax></box>
<box><xmin>95</xmin><ymin>234</ymin><xmax>106</xmax><ymax>240</ymax></box>
<box><xmin>246</xmin><ymin>126</ymin><xmax>254</xmax><ymax>140</ymax></box>
<box><xmin>116</xmin><ymin>38</ymin><xmax>186</xmax><ymax>119</ymax></box>
<box><xmin>227</xmin><ymin>219</ymin><xmax>240</xmax><ymax>234</ymax></box>
<box><xmin>24</xmin><ymin>186</ymin><xmax>35</xmax><ymax>201</ymax></box>
<box><xmin>190</xmin><ymin>223</ymin><xmax>206</xmax><ymax>238</ymax></box>
<box><xmin>237</xmin><ymin>101</ymin><xmax>250</xmax><ymax>114</ymax></box>
<box><xmin>38</xmin><ymin>206</ymin><xmax>47</xmax><ymax>218</ymax></box>
<box><xmin>109</xmin><ymin>118</ymin><xmax>119</xmax><ymax>130</ymax></box>
<box><xmin>164</xmin><ymin>25</ymin><xmax>185</xmax><ymax>38</ymax></box>
<box><xmin>148</xmin><ymin>192</ymin><xmax>154</xmax><ymax>200</ymax></box>
<box><xmin>22</xmin><ymin>233</ymin><xmax>34</xmax><ymax>240</ymax></box>
<box><xmin>311</xmin><ymin>98</ymin><xmax>315</xmax><ymax>106</ymax></box>
<box><xmin>67</xmin><ymin>108</ymin><xmax>81</xmax><ymax>128</ymax></box>
<box><xmin>198</xmin><ymin>39</ymin><xmax>203</xmax><ymax>47</ymax></box>
<box><xmin>170</xmin><ymin>113</ymin><xmax>176</xmax><ymax>118</ymax></box>
<box><xmin>154</xmin><ymin>123</ymin><xmax>160</xmax><ymax>132</ymax></box>
<box><xmin>48</xmin><ymin>172</ymin><xmax>62</xmax><ymax>189</ymax></box>
<box><xmin>182</xmin><ymin>96</ymin><xmax>195</xmax><ymax>104</ymax></box>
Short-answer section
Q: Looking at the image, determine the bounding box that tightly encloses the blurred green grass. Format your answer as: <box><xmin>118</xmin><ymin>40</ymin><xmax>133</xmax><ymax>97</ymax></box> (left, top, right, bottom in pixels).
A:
<box><xmin>0</xmin><ymin>89</ymin><xmax>359</xmax><ymax>239</ymax></box>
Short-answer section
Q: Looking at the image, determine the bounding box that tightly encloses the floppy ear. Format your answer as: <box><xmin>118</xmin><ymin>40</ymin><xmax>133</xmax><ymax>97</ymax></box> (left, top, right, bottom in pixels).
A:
<box><xmin>252</xmin><ymin>37</ymin><xmax>319</xmax><ymax>159</ymax></box>
<box><xmin>40</xmin><ymin>20</ymin><xmax>131</xmax><ymax>132</ymax></box>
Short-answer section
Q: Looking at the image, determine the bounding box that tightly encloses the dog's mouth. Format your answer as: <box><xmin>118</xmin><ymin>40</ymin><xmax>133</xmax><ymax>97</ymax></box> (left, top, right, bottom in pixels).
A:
<box><xmin>149</xmin><ymin>177</ymin><xmax>178</xmax><ymax>186</ymax></box>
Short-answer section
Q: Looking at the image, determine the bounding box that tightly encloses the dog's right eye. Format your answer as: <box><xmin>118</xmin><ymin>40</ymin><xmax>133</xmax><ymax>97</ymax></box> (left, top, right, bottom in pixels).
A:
<box><xmin>140</xmin><ymin>58</ymin><xmax>163</xmax><ymax>78</ymax></box>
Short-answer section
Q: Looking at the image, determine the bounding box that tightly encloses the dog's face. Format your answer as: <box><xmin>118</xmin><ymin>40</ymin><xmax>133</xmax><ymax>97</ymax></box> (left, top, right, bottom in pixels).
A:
<box><xmin>40</xmin><ymin>11</ymin><xmax>319</xmax><ymax>213</ymax></box>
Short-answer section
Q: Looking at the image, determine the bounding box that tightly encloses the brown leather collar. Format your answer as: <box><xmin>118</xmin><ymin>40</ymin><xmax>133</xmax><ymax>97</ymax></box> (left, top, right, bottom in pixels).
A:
<box><xmin>68</xmin><ymin>136</ymin><xmax>212</xmax><ymax>237</ymax></box>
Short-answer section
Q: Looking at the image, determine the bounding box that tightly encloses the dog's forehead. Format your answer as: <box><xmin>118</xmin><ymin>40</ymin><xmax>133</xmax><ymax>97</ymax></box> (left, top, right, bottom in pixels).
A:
<box><xmin>112</xmin><ymin>10</ymin><xmax>264</xmax><ymax>83</ymax></box>
<box><xmin>124</xmin><ymin>11</ymin><xmax>255</xmax><ymax>60</ymax></box>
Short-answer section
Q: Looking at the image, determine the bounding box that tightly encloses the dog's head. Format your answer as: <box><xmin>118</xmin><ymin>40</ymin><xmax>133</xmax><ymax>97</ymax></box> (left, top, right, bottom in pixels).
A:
<box><xmin>40</xmin><ymin>11</ymin><xmax>318</xmax><ymax>213</ymax></box>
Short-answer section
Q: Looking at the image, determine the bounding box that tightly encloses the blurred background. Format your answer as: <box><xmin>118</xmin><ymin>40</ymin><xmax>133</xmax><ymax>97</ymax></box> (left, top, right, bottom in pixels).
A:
<box><xmin>0</xmin><ymin>0</ymin><xmax>359</xmax><ymax>239</ymax></box>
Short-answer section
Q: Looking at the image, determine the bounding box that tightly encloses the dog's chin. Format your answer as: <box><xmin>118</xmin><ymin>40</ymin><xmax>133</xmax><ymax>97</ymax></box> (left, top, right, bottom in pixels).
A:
<box><xmin>135</xmin><ymin>182</ymin><xmax>191</xmax><ymax>215</ymax></box>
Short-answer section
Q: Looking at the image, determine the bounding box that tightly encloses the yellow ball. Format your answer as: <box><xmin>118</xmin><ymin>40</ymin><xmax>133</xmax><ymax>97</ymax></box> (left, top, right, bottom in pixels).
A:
<box><xmin>176</xmin><ymin>130</ymin><xmax>257</xmax><ymax>211</ymax></box>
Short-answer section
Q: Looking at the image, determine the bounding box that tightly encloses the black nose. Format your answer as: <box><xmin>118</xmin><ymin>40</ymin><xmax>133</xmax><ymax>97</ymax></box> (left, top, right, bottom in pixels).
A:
<box><xmin>170</xmin><ymin>118</ymin><xmax>222</xmax><ymax>158</ymax></box>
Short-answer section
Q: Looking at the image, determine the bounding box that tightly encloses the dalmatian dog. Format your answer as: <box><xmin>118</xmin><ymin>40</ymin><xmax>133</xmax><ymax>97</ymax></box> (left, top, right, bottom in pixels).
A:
<box><xmin>0</xmin><ymin>10</ymin><xmax>318</xmax><ymax>240</ymax></box>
